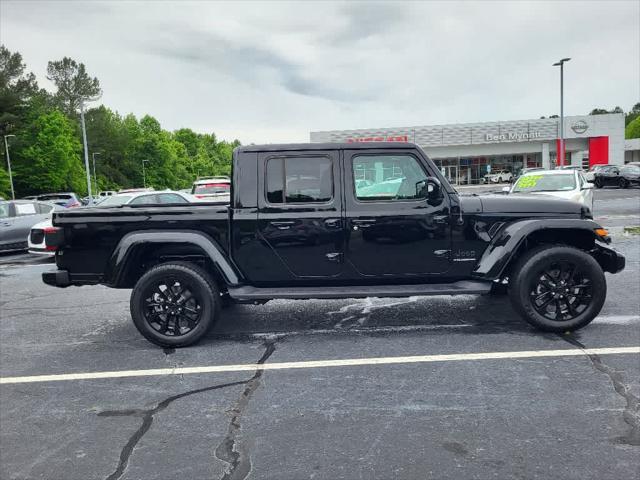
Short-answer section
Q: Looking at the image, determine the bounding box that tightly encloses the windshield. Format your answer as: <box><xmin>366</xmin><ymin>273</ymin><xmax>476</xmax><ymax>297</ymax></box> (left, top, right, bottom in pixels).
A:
<box><xmin>192</xmin><ymin>183</ymin><xmax>230</xmax><ymax>195</ymax></box>
<box><xmin>96</xmin><ymin>195</ymin><xmax>132</xmax><ymax>207</ymax></box>
<box><xmin>512</xmin><ymin>174</ymin><xmax>576</xmax><ymax>193</ymax></box>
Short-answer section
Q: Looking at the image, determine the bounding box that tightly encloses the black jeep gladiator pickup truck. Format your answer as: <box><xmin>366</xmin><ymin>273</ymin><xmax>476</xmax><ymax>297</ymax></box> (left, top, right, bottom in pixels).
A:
<box><xmin>42</xmin><ymin>143</ymin><xmax>625</xmax><ymax>347</ymax></box>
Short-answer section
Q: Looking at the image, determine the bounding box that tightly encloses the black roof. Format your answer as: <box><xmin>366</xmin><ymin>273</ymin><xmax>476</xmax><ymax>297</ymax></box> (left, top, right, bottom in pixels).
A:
<box><xmin>236</xmin><ymin>142</ymin><xmax>419</xmax><ymax>153</ymax></box>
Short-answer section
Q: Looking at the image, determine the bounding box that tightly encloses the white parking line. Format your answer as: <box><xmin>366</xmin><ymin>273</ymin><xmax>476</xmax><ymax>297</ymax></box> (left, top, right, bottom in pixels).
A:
<box><xmin>1</xmin><ymin>346</ymin><xmax>638</xmax><ymax>385</ymax></box>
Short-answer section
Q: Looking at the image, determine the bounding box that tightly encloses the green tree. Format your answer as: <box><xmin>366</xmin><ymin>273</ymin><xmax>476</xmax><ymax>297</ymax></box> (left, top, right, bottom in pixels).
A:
<box><xmin>46</xmin><ymin>57</ymin><xmax>101</xmax><ymax>115</ymax></box>
<box><xmin>0</xmin><ymin>45</ymin><xmax>40</xmax><ymax>136</ymax></box>
<box><xmin>625</xmin><ymin>116</ymin><xmax>640</xmax><ymax>139</ymax></box>
<box><xmin>626</xmin><ymin>103</ymin><xmax>640</xmax><ymax>126</ymax></box>
<box><xmin>0</xmin><ymin>167</ymin><xmax>11</xmax><ymax>199</ymax></box>
<box><xmin>84</xmin><ymin>105</ymin><xmax>131</xmax><ymax>190</ymax></box>
<box><xmin>13</xmin><ymin>110</ymin><xmax>86</xmax><ymax>195</ymax></box>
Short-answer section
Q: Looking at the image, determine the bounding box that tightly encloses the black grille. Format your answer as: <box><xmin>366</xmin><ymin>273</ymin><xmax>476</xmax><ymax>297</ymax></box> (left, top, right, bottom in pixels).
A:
<box><xmin>30</xmin><ymin>229</ymin><xmax>45</xmax><ymax>244</ymax></box>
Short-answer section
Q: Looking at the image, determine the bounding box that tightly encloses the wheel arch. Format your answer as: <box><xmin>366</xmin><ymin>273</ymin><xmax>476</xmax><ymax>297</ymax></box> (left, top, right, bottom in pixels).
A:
<box><xmin>105</xmin><ymin>230</ymin><xmax>243</xmax><ymax>289</ymax></box>
<box><xmin>472</xmin><ymin>219</ymin><xmax>601</xmax><ymax>281</ymax></box>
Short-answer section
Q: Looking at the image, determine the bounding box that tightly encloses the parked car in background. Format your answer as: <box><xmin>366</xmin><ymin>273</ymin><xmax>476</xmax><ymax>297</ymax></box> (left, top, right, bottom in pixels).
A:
<box><xmin>0</xmin><ymin>200</ymin><xmax>58</xmax><ymax>252</ymax></box>
<box><xmin>28</xmin><ymin>217</ymin><xmax>57</xmax><ymax>255</ymax></box>
<box><xmin>191</xmin><ymin>176</ymin><xmax>231</xmax><ymax>200</ymax></box>
<box><xmin>483</xmin><ymin>170</ymin><xmax>513</xmax><ymax>183</ymax></box>
<box><xmin>36</xmin><ymin>192</ymin><xmax>82</xmax><ymax>208</ymax></box>
<box><xmin>560</xmin><ymin>165</ymin><xmax>584</xmax><ymax>171</ymax></box>
<box><xmin>95</xmin><ymin>190</ymin><xmax>197</xmax><ymax>207</ymax></box>
<box><xmin>506</xmin><ymin>169</ymin><xmax>594</xmax><ymax>210</ymax></box>
<box><xmin>585</xmin><ymin>165</ymin><xmax>608</xmax><ymax>182</ymax></box>
<box><xmin>618</xmin><ymin>165</ymin><xmax>640</xmax><ymax>187</ymax></box>
<box><xmin>591</xmin><ymin>165</ymin><xmax>636</xmax><ymax>188</ymax></box>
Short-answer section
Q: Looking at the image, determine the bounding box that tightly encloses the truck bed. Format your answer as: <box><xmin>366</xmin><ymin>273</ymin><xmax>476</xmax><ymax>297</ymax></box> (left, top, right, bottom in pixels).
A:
<box><xmin>53</xmin><ymin>203</ymin><xmax>230</xmax><ymax>282</ymax></box>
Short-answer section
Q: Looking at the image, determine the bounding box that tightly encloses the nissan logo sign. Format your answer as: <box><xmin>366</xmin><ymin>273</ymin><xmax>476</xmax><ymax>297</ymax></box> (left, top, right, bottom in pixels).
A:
<box><xmin>571</xmin><ymin>120</ymin><xmax>589</xmax><ymax>134</ymax></box>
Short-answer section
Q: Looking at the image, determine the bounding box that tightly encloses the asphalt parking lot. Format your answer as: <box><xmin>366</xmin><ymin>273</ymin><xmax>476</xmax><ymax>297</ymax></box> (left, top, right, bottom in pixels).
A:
<box><xmin>1</xmin><ymin>188</ymin><xmax>639</xmax><ymax>480</ymax></box>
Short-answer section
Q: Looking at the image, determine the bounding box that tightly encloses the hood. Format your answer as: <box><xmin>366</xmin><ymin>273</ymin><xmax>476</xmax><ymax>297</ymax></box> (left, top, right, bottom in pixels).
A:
<box><xmin>478</xmin><ymin>194</ymin><xmax>585</xmax><ymax>215</ymax></box>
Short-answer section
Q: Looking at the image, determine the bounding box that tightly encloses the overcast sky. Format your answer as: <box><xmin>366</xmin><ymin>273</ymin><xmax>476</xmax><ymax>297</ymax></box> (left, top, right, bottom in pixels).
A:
<box><xmin>2</xmin><ymin>1</ymin><xmax>638</xmax><ymax>143</ymax></box>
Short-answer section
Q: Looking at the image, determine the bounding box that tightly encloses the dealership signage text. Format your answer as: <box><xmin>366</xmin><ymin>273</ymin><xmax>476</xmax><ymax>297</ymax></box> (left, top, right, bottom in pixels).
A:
<box><xmin>485</xmin><ymin>131</ymin><xmax>542</xmax><ymax>142</ymax></box>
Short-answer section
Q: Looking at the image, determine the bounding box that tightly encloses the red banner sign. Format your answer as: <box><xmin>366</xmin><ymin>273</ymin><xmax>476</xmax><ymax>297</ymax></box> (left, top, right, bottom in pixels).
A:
<box><xmin>347</xmin><ymin>135</ymin><xmax>409</xmax><ymax>143</ymax></box>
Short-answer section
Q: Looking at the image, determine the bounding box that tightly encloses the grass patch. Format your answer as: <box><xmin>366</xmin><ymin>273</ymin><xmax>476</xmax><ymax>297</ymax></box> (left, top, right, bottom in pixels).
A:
<box><xmin>623</xmin><ymin>226</ymin><xmax>640</xmax><ymax>235</ymax></box>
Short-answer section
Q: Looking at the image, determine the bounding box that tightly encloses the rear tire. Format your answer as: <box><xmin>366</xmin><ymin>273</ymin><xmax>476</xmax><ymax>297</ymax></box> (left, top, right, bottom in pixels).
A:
<box><xmin>509</xmin><ymin>245</ymin><xmax>606</xmax><ymax>332</ymax></box>
<box><xmin>130</xmin><ymin>262</ymin><xmax>221</xmax><ymax>347</ymax></box>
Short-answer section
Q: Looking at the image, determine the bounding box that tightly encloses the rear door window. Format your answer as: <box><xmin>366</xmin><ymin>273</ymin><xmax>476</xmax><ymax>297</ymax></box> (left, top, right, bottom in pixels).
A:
<box><xmin>265</xmin><ymin>156</ymin><xmax>333</xmax><ymax>204</ymax></box>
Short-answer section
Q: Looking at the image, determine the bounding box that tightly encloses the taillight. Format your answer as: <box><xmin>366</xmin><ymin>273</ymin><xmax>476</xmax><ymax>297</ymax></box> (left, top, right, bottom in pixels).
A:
<box><xmin>44</xmin><ymin>227</ymin><xmax>65</xmax><ymax>247</ymax></box>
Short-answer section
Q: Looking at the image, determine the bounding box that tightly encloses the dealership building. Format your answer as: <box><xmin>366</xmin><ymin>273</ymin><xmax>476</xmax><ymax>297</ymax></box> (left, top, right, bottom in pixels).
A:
<box><xmin>311</xmin><ymin>113</ymin><xmax>634</xmax><ymax>185</ymax></box>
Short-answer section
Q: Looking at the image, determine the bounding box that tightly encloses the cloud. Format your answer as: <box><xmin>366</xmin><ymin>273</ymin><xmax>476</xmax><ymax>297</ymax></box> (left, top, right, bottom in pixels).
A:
<box><xmin>1</xmin><ymin>0</ymin><xmax>638</xmax><ymax>144</ymax></box>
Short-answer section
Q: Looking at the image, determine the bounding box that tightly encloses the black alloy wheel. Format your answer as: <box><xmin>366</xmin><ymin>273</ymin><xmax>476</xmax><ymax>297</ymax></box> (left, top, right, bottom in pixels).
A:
<box><xmin>142</xmin><ymin>277</ymin><xmax>203</xmax><ymax>336</ymax></box>
<box><xmin>509</xmin><ymin>245</ymin><xmax>606</xmax><ymax>332</ymax></box>
<box><xmin>594</xmin><ymin>178</ymin><xmax>603</xmax><ymax>188</ymax></box>
<box><xmin>130</xmin><ymin>262</ymin><xmax>220</xmax><ymax>347</ymax></box>
<box><xmin>528</xmin><ymin>261</ymin><xmax>592</xmax><ymax>322</ymax></box>
<box><xmin>619</xmin><ymin>178</ymin><xmax>629</xmax><ymax>189</ymax></box>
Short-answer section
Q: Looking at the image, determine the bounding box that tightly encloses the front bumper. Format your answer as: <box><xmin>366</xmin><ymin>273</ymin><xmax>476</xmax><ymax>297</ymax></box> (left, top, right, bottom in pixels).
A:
<box><xmin>592</xmin><ymin>244</ymin><xmax>625</xmax><ymax>274</ymax></box>
<box><xmin>42</xmin><ymin>269</ymin><xmax>70</xmax><ymax>288</ymax></box>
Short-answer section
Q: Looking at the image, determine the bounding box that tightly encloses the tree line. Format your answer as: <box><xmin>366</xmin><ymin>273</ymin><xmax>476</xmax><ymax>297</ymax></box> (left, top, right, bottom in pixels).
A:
<box><xmin>0</xmin><ymin>45</ymin><xmax>240</xmax><ymax>199</ymax></box>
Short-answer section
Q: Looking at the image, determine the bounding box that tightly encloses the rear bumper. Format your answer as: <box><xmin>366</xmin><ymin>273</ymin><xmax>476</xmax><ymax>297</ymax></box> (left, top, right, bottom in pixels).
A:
<box><xmin>42</xmin><ymin>269</ymin><xmax>71</xmax><ymax>288</ymax></box>
<box><xmin>593</xmin><ymin>244</ymin><xmax>625</xmax><ymax>274</ymax></box>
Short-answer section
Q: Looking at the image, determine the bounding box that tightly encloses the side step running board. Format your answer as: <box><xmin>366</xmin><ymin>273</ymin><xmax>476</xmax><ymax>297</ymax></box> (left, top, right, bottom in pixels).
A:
<box><xmin>227</xmin><ymin>281</ymin><xmax>492</xmax><ymax>302</ymax></box>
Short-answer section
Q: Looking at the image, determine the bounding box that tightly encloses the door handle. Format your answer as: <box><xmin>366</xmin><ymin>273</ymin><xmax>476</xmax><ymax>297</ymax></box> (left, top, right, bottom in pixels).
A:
<box><xmin>269</xmin><ymin>221</ymin><xmax>295</xmax><ymax>230</ymax></box>
<box><xmin>324</xmin><ymin>218</ymin><xmax>342</xmax><ymax>228</ymax></box>
<box><xmin>351</xmin><ymin>219</ymin><xmax>376</xmax><ymax>230</ymax></box>
<box><xmin>325</xmin><ymin>252</ymin><xmax>343</xmax><ymax>263</ymax></box>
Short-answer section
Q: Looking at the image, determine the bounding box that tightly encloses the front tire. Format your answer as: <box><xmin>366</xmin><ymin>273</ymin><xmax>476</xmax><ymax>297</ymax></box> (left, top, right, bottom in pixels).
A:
<box><xmin>130</xmin><ymin>262</ymin><xmax>221</xmax><ymax>347</ymax></box>
<box><xmin>619</xmin><ymin>178</ymin><xmax>629</xmax><ymax>189</ymax></box>
<box><xmin>509</xmin><ymin>245</ymin><xmax>606</xmax><ymax>332</ymax></box>
<box><xmin>595</xmin><ymin>178</ymin><xmax>603</xmax><ymax>188</ymax></box>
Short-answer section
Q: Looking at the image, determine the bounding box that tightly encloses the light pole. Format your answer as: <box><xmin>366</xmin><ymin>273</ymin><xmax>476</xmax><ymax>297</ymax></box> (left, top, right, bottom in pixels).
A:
<box><xmin>79</xmin><ymin>99</ymin><xmax>94</xmax><ymax>203</ymax></box>
<box><xmin>553</xmin><ymin>57</ymin><xmax>571</xmax><ymax>167</ymax></box>
<box><xmin>3</xmin><ymin>134</ymin><xmax>16</xmax><ymax>200</ymax></box>
<box><xmin>142</xmin><ymin>159</ymin><xmax>149</xmax><ymax>188</ymax></box>
<box><xmin>92</xmin><ymin>152</ymin><xmax>101</xmax><ymax>194</ymax></box>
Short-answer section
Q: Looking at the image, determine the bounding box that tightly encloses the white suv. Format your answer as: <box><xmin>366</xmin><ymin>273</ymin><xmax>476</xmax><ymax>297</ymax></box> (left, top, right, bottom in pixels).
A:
<box><xmin>484</xmin><ymin>170</ymin><xmax>513</xmax><ymax>183</ymax></box>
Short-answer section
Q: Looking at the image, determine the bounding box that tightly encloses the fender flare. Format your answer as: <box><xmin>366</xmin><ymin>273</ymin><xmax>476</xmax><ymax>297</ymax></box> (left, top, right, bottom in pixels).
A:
<box><xmin>472</xmin><ymin>218</ymin><xmax>600</xmax><ymax>280</ymax></box>
<box><xmin>105</xmin><ymin>230</ymin><xmax>243</xmax><ymax>287</ymax></box>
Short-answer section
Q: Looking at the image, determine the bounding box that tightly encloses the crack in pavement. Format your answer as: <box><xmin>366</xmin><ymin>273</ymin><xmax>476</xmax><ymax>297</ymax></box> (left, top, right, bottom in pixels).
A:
<box><xmin>561</xmin><ymin>334</ymin><xmax>640</xmax><ymax>446</ymax></box>
<box><xmin>214</xmin><ymin>340</ymin><xmax>277</xmax><ymax>480</ymax></box>
<box><xmin>97</xmin><ymin>340</ymin><xmax>277</xmax><ymax>480</ymax></box>
<box><xmin>98</xmin><ymin>379</ymin><xmax>250</xmax><ymax>480</ymax></box>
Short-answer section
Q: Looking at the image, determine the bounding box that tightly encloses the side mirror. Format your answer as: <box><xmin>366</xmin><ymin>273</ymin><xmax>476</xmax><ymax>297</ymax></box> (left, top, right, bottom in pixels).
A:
<box><xmin>501</xmin><ymin>186</ymin><xmax>511</xmax><ymax>193</ymax></box>
<box><xmin>416</xmin><ymin>177</ymin><xmax>443</xmax><ymax>205</ymax></box>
